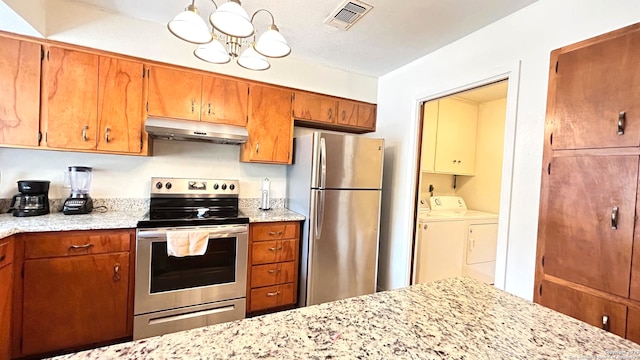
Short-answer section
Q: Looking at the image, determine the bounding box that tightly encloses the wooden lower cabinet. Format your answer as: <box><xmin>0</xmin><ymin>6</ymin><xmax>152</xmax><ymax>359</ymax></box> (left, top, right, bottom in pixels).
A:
<box><xmin>0</xmin><ymin>237</ymin><xmax>14</xmax><ymax>360</ymax></box>
<box><xmin>628</xmin><ymin>307</ymin><xmax>640</xmax><ymax>343</ymax></box>
<box><xmin>539</xmin><ymin>280</ymin><xmax>627</xmax><ymax>338</ymax></box>
<box><xmin>247</xmin><ymin>222</ymin><xmax>300</xmax><ymax>314</ymax></box>
<box><xmin>12</xmin><ymin>229</ymin><xmax>135</xmax><ymax>358</ymax></box>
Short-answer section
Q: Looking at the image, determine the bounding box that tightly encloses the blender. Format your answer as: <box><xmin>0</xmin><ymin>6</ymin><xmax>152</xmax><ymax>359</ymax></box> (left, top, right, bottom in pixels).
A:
<box><xmin>63</xmin><ymin>166</ymin><xmax>94</xmax><ymax>215</ymax></box>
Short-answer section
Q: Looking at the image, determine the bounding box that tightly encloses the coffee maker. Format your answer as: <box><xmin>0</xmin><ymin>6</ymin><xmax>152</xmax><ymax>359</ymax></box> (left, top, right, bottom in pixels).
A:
<box><xmin>63</xmin><ymin>166</ymin><xmax>94</xmax><ymax>215</ymax></box>
<box><xmin>9</xmin><ymin>180</ymin><xmax>51</xmax><ymax>217</ymax></box>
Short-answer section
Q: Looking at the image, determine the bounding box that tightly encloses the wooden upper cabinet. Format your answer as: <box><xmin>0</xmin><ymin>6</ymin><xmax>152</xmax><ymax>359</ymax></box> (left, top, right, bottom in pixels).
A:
<box><xmin>201</xmin><ymin>75</ymin><xmax>248</xmax><ymax>126</ymax></box>
<box><xmin>336</xmin><ymin>100</ymin><xmax>376</xmax><ymax>131</ymax></box>
<box><xmin>552</xmin><ymin>27</ymin><xmax>640</xmax><ymax>150</ymax></box>
<box><xmin>292</xmin><ymin>92</ymin><xmax>337</xmax><ymax>124</ymax></box>
<box><xmin>0</xmin><ymin>37</ymin><xmax>41</xmax><ymax>147</ymax></box>
<box><xmin>44</xmin><ymin>47</ymin><xmax>99</xmax><ymax>150</ymax></box>
<box><xmin>241</xmin><ymin>85</ymin><xmax>293</xmax><ymax>164</ymax></box>
<box><xmin>357</xmin><ymin>103</ymin><xmax>376</xmax><ymax>130</ymax></box>
<box><xmin>544</xmin><ymin>155</ymin><xmax>637</xmax><ymax>297</ymax></box>
<box><xmin>147</xmin><ymin>66</ymin><xmax>201</xmax><ymax>121</ymax></box>
<box><xmin>539</xmin><ymin>280</ymin><xmax>627</xmax><ymax>338</ymax></box>
<box><xmin>97</xmin><ymin>57</ymin><xmax>144</xmax><ymax>153</ymax></box>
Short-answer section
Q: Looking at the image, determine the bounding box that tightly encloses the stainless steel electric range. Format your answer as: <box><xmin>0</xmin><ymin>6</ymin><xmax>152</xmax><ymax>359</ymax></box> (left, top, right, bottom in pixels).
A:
<box><xmin>134</xmin><ymin>177</ymin><xmax>249</xmax><ymax>340</ymax></box>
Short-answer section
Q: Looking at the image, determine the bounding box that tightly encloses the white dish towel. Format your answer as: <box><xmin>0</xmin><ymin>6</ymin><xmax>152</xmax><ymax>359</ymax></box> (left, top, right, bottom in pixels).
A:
<box><xmin>166</xmin><ymin>230</ymin><xmax>210</xmax><ymax>257</ymax></box>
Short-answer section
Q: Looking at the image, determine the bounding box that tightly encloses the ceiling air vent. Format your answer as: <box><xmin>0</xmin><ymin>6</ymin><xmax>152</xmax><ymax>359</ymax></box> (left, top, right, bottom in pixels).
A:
<box><xmin>324</xmin><ymin>0</ymin><xmax>373</xmax><ymax>31</ymax></box>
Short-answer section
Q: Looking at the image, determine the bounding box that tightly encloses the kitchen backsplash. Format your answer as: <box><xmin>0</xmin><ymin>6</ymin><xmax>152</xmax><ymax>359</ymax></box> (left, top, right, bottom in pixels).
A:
<box><xmin>0</xmin><ymin>197</ymin><xmax>286</xmax><ymax>214</ymax></box>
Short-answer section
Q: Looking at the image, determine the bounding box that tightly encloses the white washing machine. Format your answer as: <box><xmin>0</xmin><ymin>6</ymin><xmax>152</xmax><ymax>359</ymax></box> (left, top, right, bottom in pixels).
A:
<box><xmin>413</xmin><ymin>196</ymin><xmax>498</xmax><ymax>285</ymax></box>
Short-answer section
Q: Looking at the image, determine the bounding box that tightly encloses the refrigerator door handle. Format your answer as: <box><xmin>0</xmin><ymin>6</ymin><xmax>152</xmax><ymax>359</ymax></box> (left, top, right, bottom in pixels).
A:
<box><xmin>320</xmin><ymin>137</ymin><xmax>327</xmax><ymax>189</ymax></box>
<box><xmin>315</xmin><ymin>190</ymin><xmax>325</xmax><ymax>239</ymax></box>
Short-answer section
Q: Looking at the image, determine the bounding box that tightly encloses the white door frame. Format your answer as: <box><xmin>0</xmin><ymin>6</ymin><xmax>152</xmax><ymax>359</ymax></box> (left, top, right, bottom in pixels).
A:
<box><xmin>409</xmin><ymin>61</ymin><xmax>521</xmax><ymax>290</ymax></box>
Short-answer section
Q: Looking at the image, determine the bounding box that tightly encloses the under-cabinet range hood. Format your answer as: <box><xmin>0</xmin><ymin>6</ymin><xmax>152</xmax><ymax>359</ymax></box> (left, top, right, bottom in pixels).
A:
<box><xmin>145</xmin><ymin>118</ymin><xmax>248</xmax><ymax>145</ymax></box>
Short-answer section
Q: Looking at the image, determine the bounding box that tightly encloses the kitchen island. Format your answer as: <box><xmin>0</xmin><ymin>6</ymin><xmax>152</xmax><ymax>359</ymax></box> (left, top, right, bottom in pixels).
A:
<box><xmin>53</xmin><ymin>277</ymin><xmax>640</xmax><ymax>359</ymax></box>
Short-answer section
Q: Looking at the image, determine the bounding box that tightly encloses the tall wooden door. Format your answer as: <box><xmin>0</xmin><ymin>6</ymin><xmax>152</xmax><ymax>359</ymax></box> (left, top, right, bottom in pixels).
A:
<box><xmin>147</xmin><ymin>66</ymin><xmax>201</xmax><ymax>121</ymax></box>
<box><xmin>21</xmin><ymin>253</ymin><xmax>129</xmax><ymax>356</ymax></box>
<box><xmin>0</xmin><ymin>37</ymin><xmax>41</xmax><ymax>147</ymax></box>
<box><xmin>553</xmin><ymin>27</ymin><xmax>640</xmax><ymax>150</ymax></box>
<box><xmin>241</xmin><ymin>85</ymin><xmax>293</xmax><ymax>164</ymax></box>
<box><xmin>539</xmin><ymin>280</ymin><xmax>627</xmax><ymax>338</ymax></box>
<box><xmin>544</xmin><ymin>155</ymin><xmax>637</xmax><ymax>297</ymax></box>
<box><xmin>44</xmin><ymin>47</ymin><xmax>99</xmax><ymax>150</ymax></box>
<box><xmin>201</xmin><ymin>75</ymin><xmax>248</xmax><ymax>126</ymax></box>
<box><xmin>97</xmin><ymin>57</ymin><xmax>144</xmax><ymax>153</ymax></box>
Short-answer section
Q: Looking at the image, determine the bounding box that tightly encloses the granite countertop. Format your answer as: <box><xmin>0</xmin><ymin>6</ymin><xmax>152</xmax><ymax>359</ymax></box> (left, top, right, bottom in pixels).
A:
<box><xmin>52</xmin><ymin>277</ymin><xmax>640</xmax><ymax>359</ymax></box>
<box><xmin>239</xmin><ymin>207</ymin><xmax>305</xmax><ymax>223</ymax></box>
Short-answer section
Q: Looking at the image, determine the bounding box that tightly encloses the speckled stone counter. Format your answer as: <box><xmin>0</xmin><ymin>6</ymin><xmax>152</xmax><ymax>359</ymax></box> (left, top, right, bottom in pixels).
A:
<box><xmin>52</xmin><ymin>277</ymin><xmax>640</xmax><ymax>359</ymax></box>
<box><xmin>239</xmin><ymin>207</ymin><xmax>305</xmax><ymax>223</ymax></box>
<box><xmin>0</xmin><ymin>210</ymin><xmax>147</xmax><ymax>239</ymax></box>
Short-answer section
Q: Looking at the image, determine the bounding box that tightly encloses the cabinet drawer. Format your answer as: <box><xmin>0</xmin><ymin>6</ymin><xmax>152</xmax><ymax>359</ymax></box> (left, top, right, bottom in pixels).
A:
<box><xmin>249</xmin><ymin>283</ymin><xmax>295</xmax><ymax>312</ymax></box>
<box><xmin>251</xmin><ymin>240</ymin><xmax>296</xmax><ymax>265</ymax></box>
<box><xmin>251</xmin><ymin>261</ymin><xmax>295</xmax><ymax>288</ymax></box>
<box><xmin>24</xmin><ymin>230</ymin><xmax>131</xmax><ymax>259</ymax></box>
<box><xmin>539</xmin><ymin>280</ymin><xmax>627</xmax><ymax>338</ymax></box>
<box><xmin>252</xmin><ymin>222</ymin><xmax>298</xmax><ymax>242</ymax></box>
<box><xmin>0</xmin><ymin>237</ymin><xmax>14</xmax><ymax>269</ymax></box>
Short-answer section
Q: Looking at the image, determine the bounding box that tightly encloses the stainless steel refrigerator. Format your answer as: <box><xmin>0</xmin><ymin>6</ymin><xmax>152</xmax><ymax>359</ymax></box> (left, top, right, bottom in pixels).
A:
<box><xmin>287</xmin><ymin>132</ymin><xmax>384</xmax><ymax>307</ymax></box>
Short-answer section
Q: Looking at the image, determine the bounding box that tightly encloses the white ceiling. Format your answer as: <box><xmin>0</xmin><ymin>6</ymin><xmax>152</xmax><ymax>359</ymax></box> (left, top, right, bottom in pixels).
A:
<box><xmin>55</xmin><ymin>0</ymin><xmax>537</xmax><ymax>77</ymax></box>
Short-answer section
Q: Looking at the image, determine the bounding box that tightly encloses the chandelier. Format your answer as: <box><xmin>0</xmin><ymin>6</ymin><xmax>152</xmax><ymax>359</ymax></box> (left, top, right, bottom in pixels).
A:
<box><xmin>168</xmin><ymin>0</ymin><xmax>291</xmax><ymax>71</ymax></box>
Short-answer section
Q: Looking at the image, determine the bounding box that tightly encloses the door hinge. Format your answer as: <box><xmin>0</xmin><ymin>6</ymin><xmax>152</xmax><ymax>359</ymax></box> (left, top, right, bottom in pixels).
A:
<box><xmin>142</xmin><ymin>68</ymin><xmax>145</xmax><ymax>78</ymax></box>
<box><xmin>539</xmin><ymin>284</ymin><xmax>543</xmax><ymax>296</ymax></box>
<box><xmin>541</xmin><ymin>255</ymin><xmax>545</xmax><ymax>267</ymax></box>
<box><xmin>550</xmin><ymin>132</ymin><xmax>553</xmax><ymax>145</ymax></box>
<box><xmin>246</xmin><ymin>115</ymin><xmax>248</xmax><ymax>124</ymax></box>
<box><xmin>146</xmin><ymin>102</ymin><xmax>149</xmax><ymax>112</ymax></box>
<box><xmin>40</xmin><ymin>48</ymin><xmax>44</xmax><ymax>61</ymax></box>
<box><xmin>45</xmin><ymin>132</ymin><xmax>48</xmax><ymax>143</ymax></box>
<box><xmin>38</xmin><ymin>131</ymin><xmax>42</xmax><ymax>144</ymax></box>
<box><xmin>555</xmin><ymin>61</ymin><xmax>558</xmax><ymax>73</ymax></box>
<box><xmin>547</xmin><ymin>162</ymin><xmax>551</xmax><ymax>175</ymax></box>
<box><xmin>140</xmin><ymin>139</ymin><xmax>143</xmax><ymax>150</ymax></box>
<box><xmin>291</xmin><ymin>93</ymin><xmax>295</xmax><ymax>101</ymax></box>
<box><xmin>46</xmin><ymin>50</ymin><xmax>49</xmax><ymax>61</ymax></box>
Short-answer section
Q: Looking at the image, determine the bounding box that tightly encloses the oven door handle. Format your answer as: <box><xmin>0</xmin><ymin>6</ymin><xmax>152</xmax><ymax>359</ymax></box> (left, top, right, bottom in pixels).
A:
<box><xmin>137</xmin><ymin>225</ymin><xmax>248</xmax><ymax>239</ymax></box>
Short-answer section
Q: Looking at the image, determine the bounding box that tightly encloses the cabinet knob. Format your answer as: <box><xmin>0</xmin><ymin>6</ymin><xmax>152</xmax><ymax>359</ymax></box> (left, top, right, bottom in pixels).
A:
<box><xmin>82</xmin><ymin>125</ymin><xmax>88</xmax><ymax>141</ymax></box>
<box><xmin>618</xmin><ymin>111</ymin><xmax>626</xmax><ymax>135</ymax></box>
<box><xmin>602</xmin><ymin>315</ymin><xmax>610</xmax><ymax>332</ymax></box>
<box><xmin>113</xmin><ymin>263</ymin><xmax>121</xmax><ymax>282</ymax></box>
<box><xmin>256</xmin><ymin>143</ymin><xmax>260</xmax><ymax>154</ymax></box>
<box><xmin>328</xmin><ymin>108</ymin><xmax>333</xmax><ymax>120</ymax></box>
<box><xmin>105</xmin><ymin>127</ymin><xmax>111</xmax><ymax>143</ymax></box>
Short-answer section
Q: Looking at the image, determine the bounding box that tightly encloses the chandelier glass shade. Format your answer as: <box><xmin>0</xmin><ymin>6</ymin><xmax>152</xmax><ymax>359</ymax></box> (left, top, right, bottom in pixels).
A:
<box><xmin>168</xmin><ymin>0</ymin><xmax>291</xmax><ymax>71</ymax></box>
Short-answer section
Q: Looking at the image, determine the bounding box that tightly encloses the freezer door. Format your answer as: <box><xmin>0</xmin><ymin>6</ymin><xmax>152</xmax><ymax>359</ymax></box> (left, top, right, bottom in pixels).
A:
<box><xmin>306</xmin><ymin>189</ymin><xmax>381</xmax><ymax>306</ymax></box>
<box><xmin>314</xmin><ymin>132</ymin><xmax>384</xmax><ymax>190</ymax></box>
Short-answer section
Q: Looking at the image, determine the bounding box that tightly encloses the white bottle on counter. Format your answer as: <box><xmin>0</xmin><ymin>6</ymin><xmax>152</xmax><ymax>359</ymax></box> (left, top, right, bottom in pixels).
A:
<box><xmin>260</xmin><ymin>177</ymin><xmax>271</xmax><ymax>210</ymax></box>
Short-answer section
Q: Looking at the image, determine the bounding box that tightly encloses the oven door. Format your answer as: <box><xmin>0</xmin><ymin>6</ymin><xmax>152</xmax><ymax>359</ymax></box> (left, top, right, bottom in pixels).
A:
<box><xmin>135</xmin><ymin>224</ymin><xmax>248</xmax><ymax>316</ymax></box>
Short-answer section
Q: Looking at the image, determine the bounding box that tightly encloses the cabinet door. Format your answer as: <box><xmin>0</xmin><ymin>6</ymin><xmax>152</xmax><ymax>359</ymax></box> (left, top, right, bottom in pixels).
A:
<box><xmin>241</xmin><ymin>85</ymin><xmax>293</xmax><ymax>164</ymax></box>
<box><xmin>201</xmin><ymin>75</ymin><xmax>248</xmax><ymax>126</ymax></box>
<box><xmin>147</xmin><ymin>66</ymin><xmax>201</xmax><ymax>121</ymax></box>
<box><xmin>22</xmin><ymin>253</ymin><xmax>129</xmax><ymax>356</ymax></box>
<box><xmin>45</xmin><ymin>47</ymin><xmax>98</xmax><ymax>150</ymax></box>
<box><xmin>420</xmin><ymin>100</ymin><xmax>439</xmax><ymax>172</ymax></box>
<box><xmin>336</xmin><ymin>99</ymin><xmax>358</xmax><ymax>126</ymax></box>
<box><xmin>553</xmin><ymin>28</ymin><xmax>640</xmax><ymax>150</ymax></box>
<box><xmin>357</xmin><ymin>103</ymin><xmax>376</xmax><ymax>131</ymax></box>
<box><xmin>627</xmin><ymin>307</ymin><xmax>640</xmax><ymax>344</ymax></box>
<box><xmin>414</xmin><ymin>221</ymin><xmax>465</xmax><ymax>284</ymax></box>
<box><xmin>292</xmin><ymin>92</ymin><xmax>337</xmax><ymax>124</ymax></box>
<box><xmin>0</xmin><ymin>37</ymin><xmax>41</xmax><ymax>147</ymax></box>
<box><xmin>434</xmin><ymin>98</ymin><xmax>478</xmax><ymax>175</ymax></box>
<box><xmin>545</xmin><ymin>156</ymin><xmax>637</xmax><ymax>297</ymax></box>
<box><xmin>0</xmin><ymin>262</ymin><xmax>12</xmax><ymax>360</ymax></box>
<box><xmin>466</xmin><ymin>223</ymin><xmax>498</xmax><ymax>264</ymax></box>
<box><xmin>539</xmin><ymin>280</ymin><xmax>627</xmax><ymax>338</ymax></box>
<box><xmin>97</xmin><ymin>57</ymin><xmax>144</xmax><ymax>153</ymax></box>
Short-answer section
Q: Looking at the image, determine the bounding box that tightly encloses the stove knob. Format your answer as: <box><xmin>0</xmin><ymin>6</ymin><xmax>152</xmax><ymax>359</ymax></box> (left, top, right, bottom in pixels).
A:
<box><xmin>222</xmin><ymin>183</ymin><xmax>227</xmax><ymax>190</ymax></box>
<box><xmin>155</xmin><ymin>182</ymin><xmax>163</xmax><ymax>189</ymax></box>
<box><xmin>165</xmin><ymin>182</ymin><xmax>172</xmax><ymax>190</ymax></box>
<box><xmin>229</xmin><ymin>184</ymin><xmax>235</xmax><ymax>190</ymax></box>
<box><xmin>213</xmin><ymin>183</ymin><xmax>219</xmax><ymax>190</ymax></box>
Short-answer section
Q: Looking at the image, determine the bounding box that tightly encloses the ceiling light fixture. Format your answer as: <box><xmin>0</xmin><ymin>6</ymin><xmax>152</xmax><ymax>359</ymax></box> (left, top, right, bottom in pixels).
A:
<box><xmin>168</xmin><ymin>0</ymin><xmax>291</xmax><ymax>71</ymax></box>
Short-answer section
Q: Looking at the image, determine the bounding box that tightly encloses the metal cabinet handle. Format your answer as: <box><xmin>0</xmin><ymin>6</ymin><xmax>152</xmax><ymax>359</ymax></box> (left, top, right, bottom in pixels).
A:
<box><xmin>268</xmin><ymin>246</ymin><xmax>283</xmax><ymax>251</ymax></box>
<box><xmin>256</xmin><ymin>143</ymin><xmax>259</xmax><ymax>154</ymax></box>
<box><xmin>611</xmin><ymin>206</ymin><xmax>619</xmax><ymax>230</ymax></box>
<box><xmin>266</xmin><ymin>291</ymin><xmax>281</xmax><ymax>297</ymax></box>
<box><xmin>342</xmin><ymin>110</ymin><xmax>346</xmax><ymax>121</ymax></box>
<box><xmin>69</xmin><ymin>243</ymin><xmax>93</xmax><ymax>250</ymax></box>
<box><xmin>602</xmin><ymin>315</ymin><xmax>610</xmax><ymax>331</ymax></box>
<box><xmin>267</xmin><ymin>269</ymin><xmax>281</xmax><ymax>274</ymax></box>
<box><xmin>0</xmin><ymin>254</ymin><xmax>5</xmax><ymax>262</ymax></box>
<box><xmin>452</xmin><ymin>159</ymin><xmax>456</xmax><ymax>163</ymax></box>
<box><xmin>268</xmin><ymin>231</ymin><xmax>283</xmax><ymax>236</ymax></box>
<box><xmin>105</xmin><ymin>127</ymin><xmax>111</xmax><ymax>143</ymax></box>
<box><xmin>82</xmin><ymin>125</ymin><xmax>88</xmax><ymax>141</ymax></box>
<box><xmin>618</xmin><ymin>112</ymin><xmax>626</xmax><ymax>135</ymax></box>
<box><xmin>113</xmin><ymin>263</ymin><xmax>121</xmax><ymax>282</ymax></box>
<box><xmin>328</xmin><ymin>108</ymin><xmax>333</xmax><ymax>120</ymax></box>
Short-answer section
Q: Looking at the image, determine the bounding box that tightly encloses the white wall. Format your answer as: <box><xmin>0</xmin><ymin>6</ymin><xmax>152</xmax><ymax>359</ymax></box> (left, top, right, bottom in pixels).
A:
<box><xmin>0</xmin><ymin>140</ymin><xmax>286</xmax><ymax>200</ymax></box>
<box><xmin>375</xmin><ymin>0</ymin><xmax>640</xmax><ymax>300</ymax></box>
